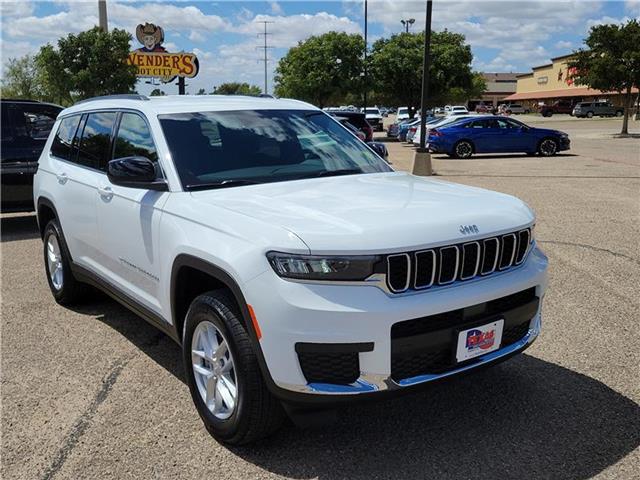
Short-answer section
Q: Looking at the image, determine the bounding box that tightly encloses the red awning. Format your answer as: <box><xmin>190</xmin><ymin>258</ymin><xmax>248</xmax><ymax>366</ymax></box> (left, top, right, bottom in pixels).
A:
<box><xmin>503</xmin><ymin>87</ymin><xmax>638</xmax><ymax>101</ymax></box>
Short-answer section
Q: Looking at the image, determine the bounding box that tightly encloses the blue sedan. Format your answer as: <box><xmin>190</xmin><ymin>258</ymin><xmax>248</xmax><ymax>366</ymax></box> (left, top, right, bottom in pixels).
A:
<box><xmin>427</xmin><ymin>116</ymin><xmax>570</xmax><ymax>158</ymax></box>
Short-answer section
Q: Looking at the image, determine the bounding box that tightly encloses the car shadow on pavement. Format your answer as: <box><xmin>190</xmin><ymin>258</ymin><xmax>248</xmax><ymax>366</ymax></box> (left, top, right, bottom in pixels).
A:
<box><xmin>1</xmin><ymin>214</ymin><xmax>40</xmax><ymax>242</ymax></box>
<box><xmin>433</xmin><ymin>153</ymin><xmax>578</xmax><ymax>160</ymax></box>
<box><xmin>76</xmin><ymin>297</ymin><xmax>639</xmax><ymax>480</ymax></box>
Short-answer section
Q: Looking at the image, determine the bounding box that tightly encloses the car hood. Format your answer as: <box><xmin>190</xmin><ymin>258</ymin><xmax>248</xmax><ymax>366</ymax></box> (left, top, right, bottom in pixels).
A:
<box><xmin>533</xmin><ymin>127</ymin><xmax>566</xmax><ymax>136</ymax></box>
<box><xmin>189</xmin><ymin>172</ymin><xmax>534</xmax><ymax>254</ymax></box>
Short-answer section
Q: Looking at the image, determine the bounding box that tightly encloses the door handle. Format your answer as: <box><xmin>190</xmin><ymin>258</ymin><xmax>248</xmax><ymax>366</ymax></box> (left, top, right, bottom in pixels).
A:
<box><xmin>56</xmin><ymin>172</ymin><xmax>68</xmax><ymax>184</ymax></box>
<box><xmin>97</xmin><ymin>185</ymin><xmax>114</xmax><ymax>200</ymax></box>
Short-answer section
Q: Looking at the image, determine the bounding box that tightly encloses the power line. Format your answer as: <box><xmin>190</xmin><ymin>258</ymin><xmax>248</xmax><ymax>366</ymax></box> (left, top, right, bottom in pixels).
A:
<box><xmin>256</xmin><ymin>21</ymin><xmax>274</xmax><ymax>95</ymax></box>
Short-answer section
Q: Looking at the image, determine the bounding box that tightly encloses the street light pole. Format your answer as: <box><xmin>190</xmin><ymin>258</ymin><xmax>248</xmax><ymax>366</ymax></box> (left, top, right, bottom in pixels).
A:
<box><xmin>363</xmin><ymin>0</ymin><xmax>368</xmax><ymax>113</ymax></box>
<box><xmin>98</xmin><ymin>0</ymin><xmax>108</xmax><ymax>32</ymax></box>
<box><xmin>401</xmin><ymin>18</ymin><xmax>415</xmax><ymax>33</ymax></box>
<box><xmin>412</xmin><ymin>1</ymin><xmax>433</xmax><ymax>176</ymax></box>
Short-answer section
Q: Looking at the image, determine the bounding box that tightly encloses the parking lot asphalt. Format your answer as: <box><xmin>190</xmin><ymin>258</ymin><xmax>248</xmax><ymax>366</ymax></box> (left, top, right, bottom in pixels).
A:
<box><xmin>2</xmin><ymin>116</ymin><xmax>639</xmax><ymax>480</ymax></box>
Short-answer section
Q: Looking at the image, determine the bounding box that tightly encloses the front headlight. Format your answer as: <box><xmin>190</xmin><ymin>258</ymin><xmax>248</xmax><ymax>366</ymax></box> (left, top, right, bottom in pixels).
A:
<box><xmin>267</xmin><ymin>252</ymin><xmax>380</xmax><ymax>281</ymax></box>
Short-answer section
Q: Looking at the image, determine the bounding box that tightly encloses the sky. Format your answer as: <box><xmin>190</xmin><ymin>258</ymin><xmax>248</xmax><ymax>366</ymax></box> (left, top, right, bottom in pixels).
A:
<box><xmin>1</xmin><ymin>0</ymin><xmax>639</xmax><ymax>96</ymax></box>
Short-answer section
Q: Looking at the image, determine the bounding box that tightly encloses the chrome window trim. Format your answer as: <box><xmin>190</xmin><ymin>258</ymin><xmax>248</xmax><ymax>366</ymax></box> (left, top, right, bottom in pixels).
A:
<box><xmin>386</xmin><ymin>253</ymin><xmax>411</xmax><ymax>293</ymax></box>
<box><xmin>413</xmin><ymin>249</ymin><xmax>436</xmax><ymax>289</ymax></box>
<box><xmin>499</xmin><ymin>233</ymin><xmax>517</xmax><ymax>270</ymax></box>
<box><xmin>481</xmin><ymin>237</ymin><xmax>500</xmax><ymax>275</ymax></box>
<box><xmin>438</xmin><ymin>246</ymin><xmax>459</xmax><ymax>285</ymax></box>
<box><xmin>515</xmin><ymin>229</ymin><xmax>531</xmax><ymax>265</ymax></box>
<box><xmin>460</xmin><ymin>241</ymin><xmax>481</xmax><ymax>280</ymax></box>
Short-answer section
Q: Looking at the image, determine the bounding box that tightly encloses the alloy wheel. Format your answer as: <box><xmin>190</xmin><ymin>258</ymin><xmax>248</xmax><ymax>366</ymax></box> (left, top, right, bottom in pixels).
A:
<box><xmin>456</xmin><ymin>141</ymin><xmax>473</xmax><ymax>158</ymax></box>
<box><xmin>191</xmin><ymin>320</ymin><xmax>238</xmax><ymax>420</ymax></box>
<box><xmin>540</xmin><ymin>139</ymin><xmax>557</xmax><ymax>156</ymax></box>
<box><xmin>46</xmin><ymin>235</ymin><xmax>64</xmax><ymax>291</ymax></box>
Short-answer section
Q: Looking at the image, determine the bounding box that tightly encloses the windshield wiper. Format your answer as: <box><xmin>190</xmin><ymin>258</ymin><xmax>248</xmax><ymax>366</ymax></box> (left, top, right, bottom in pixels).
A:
<box><xmin>311</xmin><ymin>168</ymin><xmax>364</xmax><ymax>178</ymax></box>
<box><xmin>185</xmin><ymin>179</ymin><xmax>260</xmax><ymax>191</ymax></box>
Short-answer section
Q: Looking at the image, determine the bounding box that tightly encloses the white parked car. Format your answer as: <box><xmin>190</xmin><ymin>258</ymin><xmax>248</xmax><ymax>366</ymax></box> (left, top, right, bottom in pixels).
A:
<box><xmin>364</xmin><ymin>107</ymin><xmax>384</xmax><ymax>132</ymax></box>
<box><xmin>33</xmin><ymin>94</ymin><xmax>547</xmax><ymax>445</ymax></box>
<box><xmin>448</xmin><ymin>106</ymin><xmax>469</xmax><ymax>115</ymax></box>
<box><xmin>396</xmin><ymin>107</ymin><xmax>410</xmax><ymax>121</ymax></box>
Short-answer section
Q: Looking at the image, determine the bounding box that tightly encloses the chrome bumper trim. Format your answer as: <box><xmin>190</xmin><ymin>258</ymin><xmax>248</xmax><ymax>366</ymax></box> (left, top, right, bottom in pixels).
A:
<box><xmin>280</xmin><ymin>314</ymin><xmax>541</xmax><ymax>396</ymax></box>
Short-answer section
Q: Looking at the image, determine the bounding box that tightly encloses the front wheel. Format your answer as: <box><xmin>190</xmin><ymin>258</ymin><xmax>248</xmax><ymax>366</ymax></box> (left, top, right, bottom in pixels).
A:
<box><xmin>453</xmin><ymin>140</ymin><xmax>474</xmax><ymax>159</ymax></box>
<box><xmin>183</xmin><ymin>291</ymin><xmax>285</xmax><ymax>445</ymax></box>
<box><xmin>538</xmin><ymin>138</ymin><xmax>558</xmax><ymax>157</ymax></box>
<box><xmin>586</xmin><ymin>111</ymin><xmax>594</xmax><ymax>118</ymax></box>
<box><xmin>615</xmin><ymin>110</ymin><xmax>623</xmax><ymax>117</ymax></box>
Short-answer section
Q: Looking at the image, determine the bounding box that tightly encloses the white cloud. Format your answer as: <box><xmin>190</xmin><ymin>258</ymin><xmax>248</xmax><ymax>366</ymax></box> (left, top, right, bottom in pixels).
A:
<box><xmin>188</xmin><ymin>30</ymin><xmax>206</xmax><ymax>42</ymax></box>
<box><xmin>0</xmin><ymin>1</ymin><xmax>35</xmax><ymax>18</ymax></box>
<box><xmin>232</xmin><ymin>12</ymin><xmax>361</xmax><ymax>48</ymax></box>
<box><xmin>270</xmin><ymin>2</ymin><xmax>284</xmax><ymax>15</ymax></box>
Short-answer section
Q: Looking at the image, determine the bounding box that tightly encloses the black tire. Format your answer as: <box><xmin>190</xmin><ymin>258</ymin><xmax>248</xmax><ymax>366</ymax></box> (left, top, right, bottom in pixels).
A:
<box><xmin>183</xmin><ymin>291</ymin><xmax>285</xmax><ymax>445</ymax></box>
<box><xmin>586</xmin><ymin>111</ymin><xmax>594</xmax><ymax>118</ymax></box>
<box><xmin>452</xmin><ymin>140</ymin><xmax>474</xmax><ymax>159</ymax></box>
<box><xmin>43</xmin><ymin>219</ymin><xmax>88</xmax><ymax>305</ymax></box>
<box><xmin>537</xmin><ymin>137</ymin><xmax>558</xmax><ymax>157</ymax></box>
<box><xmin>615</xmin><ymin>110</ymin><xmax>623</xmax><ymax>117</ymax></box>
<box><xmin>525</xmin><ymin>109</ymin><xmax>530</xmax><ymax>114</ymax></box>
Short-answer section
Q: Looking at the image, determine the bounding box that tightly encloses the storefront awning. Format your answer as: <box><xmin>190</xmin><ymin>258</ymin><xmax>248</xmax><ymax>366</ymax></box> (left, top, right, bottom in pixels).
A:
<box><xmin>503</xmin><ymin>87</ymin><xmax>638</xmax><ymax>101</ymax></box>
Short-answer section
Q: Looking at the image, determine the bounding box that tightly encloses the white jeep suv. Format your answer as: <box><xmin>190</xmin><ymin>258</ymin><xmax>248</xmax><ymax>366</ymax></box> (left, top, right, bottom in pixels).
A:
<box><xmin>34</xmin><ymin>94</ymin><xmax>548</xmax><ymax>445</ymax></box>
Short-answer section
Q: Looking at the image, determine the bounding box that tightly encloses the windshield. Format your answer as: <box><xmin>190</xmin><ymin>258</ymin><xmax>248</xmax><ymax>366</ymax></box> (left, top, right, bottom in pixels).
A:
<box><xmin>159</xmin><ymin>109</ymin><xmax>392</xmax><ymax>190</ymax></box>
<box><xmin>365</xmin><ymin>108</ymin><xmax>380</xmax><ymax>114</ymax></box>
<box><xmin>398</xmin><ymin>108</ymin><xmax>409</xmax><ymax>115</ymax></box>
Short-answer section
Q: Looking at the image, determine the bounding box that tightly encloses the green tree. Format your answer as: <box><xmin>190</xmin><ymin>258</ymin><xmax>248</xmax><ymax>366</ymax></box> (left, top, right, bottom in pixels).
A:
<box><xmin>274</xmin><ymin>32</ymin><xmax>364</xmax><ymax>107</ymax></box>
<box><xmin>212</xmin><ymin>82</ymin><xmax>262</xmax><ymax>96</ymax></box>
<box><xmin>569</xmin><ymin>19</ymin><xmax>640</xmax><ymax>134</ymax></box>
<box><xmin>368</xmin><ymin>31</ymin><xmax>477</xmax><ymax>115</ymax></box>
<box><xmin>35</xmin><ymin>27</ymin><xmax>138</xmax><ymax>105</ymax></box>
<box><xmin>150</xmin><ymin>88</ymin><xmax>165</xmax><ymax>96</ymax></box>
<box><xmin>196</xmin><ymin>88</ymin><xmax>207</xmax><ymax>95</ymax></box>
<box><xmin>0</xmin><ymin>55</ymin><xmax>44</xmax><ymax>100</ymax></box>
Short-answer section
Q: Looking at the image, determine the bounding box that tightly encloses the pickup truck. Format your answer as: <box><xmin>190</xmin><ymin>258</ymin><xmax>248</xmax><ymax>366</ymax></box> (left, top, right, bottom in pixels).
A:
<box><xmin>539</xmin><ymin>100</ymin><xmax>576</xmax><ymax>117</ymax></box>
<box><xmin>572</xmin><ymin>101</ymin><xmax>624</xmax><ymax>118</ymax></box>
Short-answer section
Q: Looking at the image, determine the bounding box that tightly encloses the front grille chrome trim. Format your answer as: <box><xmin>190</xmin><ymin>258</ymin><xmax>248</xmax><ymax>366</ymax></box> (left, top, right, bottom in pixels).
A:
<box><xmin>438</xmin><ymin>246</ymin><xmax>459</xmax><ymax>285</ymax></box>
<box><xmin>481</xmin><ymin>237</ymin><xmax>500</xmax><ymax>275</ymax></box>
<box><xmin>386</xmin><ymin>253</ymin><xmax>411</xmax><ymax>293</ymax></box>
<box><xmin>499</xmin><ymin>233</ymin><xmax>517</xmax><ymax>270</ymax></box>
<box><xmin>413</xmin><ymin>249</ymin><xmax>436</xmax><ymax>289</ymax></box>
<box><xmin>460</xmin><ymin>241</ymin><xmax>481</xmax><ymax>280</ymax></box>
<box><xmin>515</xmin><ymin>229</ymin><xmax>531</xmax><ymax>265</ymax></box>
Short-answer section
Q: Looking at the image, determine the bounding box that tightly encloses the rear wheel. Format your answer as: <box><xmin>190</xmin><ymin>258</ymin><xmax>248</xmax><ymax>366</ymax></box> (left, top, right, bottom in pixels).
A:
<box><xmin>615</xmin><ymin>110</ymin><xmax>623</xmax><ymax>117</ymax></box>
<box><xmin>183</xmin><ymin>291</ymin><xmax>285</xmax><ymax>445</ymax></box>
<box><xmin>43</xmin><ymin>219</ymin><xmax>88</xmax><ymax>305</ymax></box>
<box><xmin>538</xmin><ymin>138</ymin><xmax>558</xmax><ymax>157</ymax></box>
<box><xmin>452</xmin><ymin>140</ymin><xmax>474</xmax><ymax>159</ymax></box>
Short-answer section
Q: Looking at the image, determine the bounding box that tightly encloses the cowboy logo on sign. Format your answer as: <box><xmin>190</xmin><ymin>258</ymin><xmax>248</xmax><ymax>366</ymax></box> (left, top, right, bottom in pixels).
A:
<box><xmin>135</xmin><ymin>23</ymin><xmax>167</xmax><ymax>52</ymax></box>
<box><xmin>127</xmin><ymin>22</ymin><xmax>199</xmax><ymax>81</ymax></box>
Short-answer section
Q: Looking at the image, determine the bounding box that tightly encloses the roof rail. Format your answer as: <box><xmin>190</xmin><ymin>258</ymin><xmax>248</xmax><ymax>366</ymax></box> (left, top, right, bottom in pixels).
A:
<box><xmin>74</xmin><ymin>94</ymin><xmax>149</xmax><ymax>105</ymax></box>
<box><xmin>1</xmin><ymin>98</ymin><xmax>43</xmax><ymax>103</ymax></box>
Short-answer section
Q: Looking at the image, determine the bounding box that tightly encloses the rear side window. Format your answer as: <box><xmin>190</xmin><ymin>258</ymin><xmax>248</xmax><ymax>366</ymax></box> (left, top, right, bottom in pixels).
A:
<box><xmin>113</xmin><ymin>113</ymin><xmax>158</xmax><ymax>163</ymax></box>
<box><xmin>50</xmin><ymin>115</ymin><xmax>82</xmax><ymax>160</ymax></box>
<box><xmin>77</xmin><ymin>112</ymin><xmax>117</xmax><ymax>170</ymax></box>
<box><xmin>19</xmin><ymin>105</ymin><xmax>60</xmax><ymax>140</ymax></box>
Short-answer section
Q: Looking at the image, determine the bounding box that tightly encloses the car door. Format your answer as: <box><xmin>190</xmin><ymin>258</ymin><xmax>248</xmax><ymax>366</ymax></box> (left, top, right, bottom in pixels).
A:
<box><xmin>47</xmin><ymin>112</ymin><xmax>111</xmax><ymax>270</ymax></box>
<box><xmin>495</xmin><ymin>118</ymin><xmax>533</xmax><ymax>152</ymax></box>
<box><xmin>466</xmin><ymin>118</ymin><xmax>502</xmax><ymax>152</ymax></box>
<box><xmin>96</xmin><ymin>111</ymin><xmax>170</xmax><ymax>313</ymax></box>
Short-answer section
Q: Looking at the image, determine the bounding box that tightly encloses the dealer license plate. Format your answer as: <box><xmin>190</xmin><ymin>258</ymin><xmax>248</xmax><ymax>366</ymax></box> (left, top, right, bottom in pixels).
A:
<box><xmin>455</xmin><ymin>320</ymin><xmax>504</xmax><ymax>363</ymax></box>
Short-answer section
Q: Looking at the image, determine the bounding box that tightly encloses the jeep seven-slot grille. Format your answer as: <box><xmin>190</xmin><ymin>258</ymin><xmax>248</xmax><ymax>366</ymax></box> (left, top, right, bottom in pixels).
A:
<box><xmin>386</xmin><ymin>228</ymin><xmax>532</xmax><ymax>293</ymax></box>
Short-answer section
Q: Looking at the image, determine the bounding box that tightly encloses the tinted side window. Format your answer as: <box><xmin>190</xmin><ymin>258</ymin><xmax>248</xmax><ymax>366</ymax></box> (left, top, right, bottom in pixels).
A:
<box><xmin>50</xmin><ymin>115</ymin><xmax>82</xmax><ymax>160</ymax></box>
<box><xmin>113</xmin><ymin>113</ymin><xmax>158</xmax><ymax>162</ymax></box>
<box><xmin>77</xmin><ymin>112</ymin><xmax>117</xmax><ymax>170</ymax></box>
<box><xmin>19</xmin><ymin>105</ymin><xmax>60</xmax><ymax>140</ymax></box>
<box><xmin>1</xmin><ymin>104</ymin><xmax>14</xmax><ymax>141</ymax></box>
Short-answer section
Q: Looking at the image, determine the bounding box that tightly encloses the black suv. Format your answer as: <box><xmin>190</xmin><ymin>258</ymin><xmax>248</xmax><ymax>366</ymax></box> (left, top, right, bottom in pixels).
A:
<box><xmin>324</xmin><ymin>110</ymin><xmax>373</xmax><ymax>141</ymax></box>
<box><xmin>1</xmin><ymin>99</ymin><xmax>62</xmax><ymax>212</ymax></box>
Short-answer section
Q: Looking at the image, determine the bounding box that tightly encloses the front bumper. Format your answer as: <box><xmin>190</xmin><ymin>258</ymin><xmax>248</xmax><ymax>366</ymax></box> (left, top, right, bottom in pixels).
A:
<box><xmin>245</xmin><ymin>245</ymin><xmax>548</xmax><ymax>400</ymax></box>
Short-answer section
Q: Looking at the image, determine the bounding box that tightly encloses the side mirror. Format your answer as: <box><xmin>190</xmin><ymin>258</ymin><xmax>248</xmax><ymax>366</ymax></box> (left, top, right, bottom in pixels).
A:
<box><xmin>107</xmin><ymin>156</ymin><xmax>168</xmax><ymax>191</ymax></box>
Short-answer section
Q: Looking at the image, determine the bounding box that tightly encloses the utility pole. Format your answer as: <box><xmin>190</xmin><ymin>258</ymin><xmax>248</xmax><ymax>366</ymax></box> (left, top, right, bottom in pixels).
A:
<box><xmin>98</xmin><ymin>0</ymin><xmax>108</xmax><ymax>32</ymax></box>
<box><xmin>257</xmin><ymin>21</ymin><xmax>274</xmax><ymax>95</ymax></box>
<box><xmin>363</xmin><ymin>0</ymin><xmax>368</xmax><ymax>113</ymax></box>
<box><xmin>412</xmin><ymin>1</ymin><xmax>433</xmax><ymax>176</ymax></box>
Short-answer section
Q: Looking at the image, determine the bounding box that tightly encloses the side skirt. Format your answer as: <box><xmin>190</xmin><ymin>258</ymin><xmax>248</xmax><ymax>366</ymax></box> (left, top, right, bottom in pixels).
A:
<box><xmin>71</xmin><ymin>263</ymin><xmax>181</xmax><ymax>344</ymax></box>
